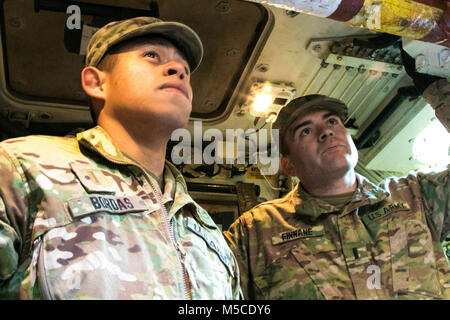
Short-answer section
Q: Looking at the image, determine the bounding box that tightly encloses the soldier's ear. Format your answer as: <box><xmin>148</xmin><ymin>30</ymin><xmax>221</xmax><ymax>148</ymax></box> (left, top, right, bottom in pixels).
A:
<box><xmin>81</xmin><ymin>66</ymin><xmax>107</xmax><ymax>101</ymax></box>
<box><xmin>280</xmin><ymin>156</ymin><xmax>297</xmax><ymax>177</ymax></box>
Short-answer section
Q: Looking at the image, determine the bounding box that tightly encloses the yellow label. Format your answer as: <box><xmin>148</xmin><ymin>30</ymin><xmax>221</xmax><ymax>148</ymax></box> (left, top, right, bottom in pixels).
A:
<box><xmin>247</xmin><ymin>166</ymin><xmax>276</xmax><ymax>180</ymax></box>
<box><xmin>349</xmin><ymin>0</ymin><xmax>443</xmax><ymax>39</ymax></box>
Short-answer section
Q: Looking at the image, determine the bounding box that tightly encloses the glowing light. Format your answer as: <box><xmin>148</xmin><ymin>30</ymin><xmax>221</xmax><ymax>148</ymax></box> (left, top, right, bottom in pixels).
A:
<box><xmin>263</xmin><ymin>85</ymin><xmax>272</xmax><ymax>93</ymax></box>
<box><xmin>252</xmin><ymin>92</ymin><xmax>273</xmax><ymax>112</ymax></box>
<box><xmin>413</xmin><ymin>119</ymin><xmax>450</xmax><ymax>168</ymax></box>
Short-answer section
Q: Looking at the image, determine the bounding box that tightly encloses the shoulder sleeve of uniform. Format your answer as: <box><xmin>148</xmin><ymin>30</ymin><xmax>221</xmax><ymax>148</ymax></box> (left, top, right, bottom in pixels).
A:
<box><xmin>0</xmin><ymin>144</ymin><xmax>32</xmax><ymax>294</ymax></box>
<box><xmin>224</xmin><ymin>211</ymin><xmax>262</xmax><ymax>300</ymax></box>
<box><xmin>228</xmin><ymin>248</ymin><xmax>244</xmax><ymax>300</ymax></box>
<box><xmin>422</xmin><ymin>79</ymin><xmax>450</xmax><ymax>132</ymax></box>
<box><xmin>417</xmin><ymin>165</ymin><xmax>449</xmax><ymax>242</ymax></box>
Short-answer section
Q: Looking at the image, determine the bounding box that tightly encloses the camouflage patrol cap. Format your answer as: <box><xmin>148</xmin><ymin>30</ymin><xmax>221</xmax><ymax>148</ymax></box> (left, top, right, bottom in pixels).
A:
<box><xmin>85</xmin><ymin>16</ymin><xmax>203</xmax><ymax>72</ymax></box>
<box><xmin>273</xmin><ymin>94</ymin><xmax>348</xmax><ymax>154</ymax></box>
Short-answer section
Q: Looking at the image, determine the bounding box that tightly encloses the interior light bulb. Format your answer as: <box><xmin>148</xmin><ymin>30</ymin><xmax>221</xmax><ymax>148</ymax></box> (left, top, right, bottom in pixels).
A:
<box><xmin>252</xmin><ymin>92</ymin><xmax>273</xmax><ymax>112</ymax></box>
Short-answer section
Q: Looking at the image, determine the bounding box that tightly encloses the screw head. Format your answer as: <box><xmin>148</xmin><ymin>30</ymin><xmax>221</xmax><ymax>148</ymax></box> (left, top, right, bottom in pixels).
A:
<box><xmin>313</xmin><ymin>44</ymin><xmax>322</xmax><ymax>52</ymax></box>
<box><xmin>204</xmin><ymin>100</ymin><xmax>216</xmax><ymax>109</ymax></box>
<box><xmin>216</xmin><ymin>1</ymin><xmax>231</xmax><ymax>13</ymax></box>
<box><xmin>285</xmin><ymin>10</ymin><xmax>299</xmax><ymax>18</ymax></box>
<box><xmin>320</xmin><ymin>61</ymin><xmax>329</xmax><ymax>68</ymax></box>
<box><xmin>256</xmin><ymin>64</ymin><xmax>269</xmax><ymax>72</ymax></box>
<box><xmin>226</xmin><ymin>48</ymin><xmax>239</xmax><ymax>56</ymax></box>
<box><xmin>9</xmin><ymin>17</ymin><xmax>22</xmax><ymax>28</ymax></box>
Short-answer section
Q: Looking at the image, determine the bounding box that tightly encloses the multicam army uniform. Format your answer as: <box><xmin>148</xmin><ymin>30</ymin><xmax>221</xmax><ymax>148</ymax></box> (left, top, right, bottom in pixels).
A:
<box><xmin>225</xmin><ymin>172</ymin><xmax>449</xmax><ymax>299</ymax></box>
<box><xmin>224</xmin><ymin>79</ymin><xmax>450</xmax><ymax>300</ymax></box>
<box><xmin>0</xmin><ymin>126</ymin><xmax>240</xmax><ymax>299</ymax></box>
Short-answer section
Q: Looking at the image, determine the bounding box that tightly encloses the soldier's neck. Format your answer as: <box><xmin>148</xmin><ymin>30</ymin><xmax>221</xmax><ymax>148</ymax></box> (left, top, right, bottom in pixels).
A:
<box><xmin>300</xmin><ymin>170</ymin><xmax>357</xmax><ymax>197</ymax></box>
<box><xmin>99</xmin><ymin>120</ymin><xmax>168</xmax><ymax>180</ymax></box>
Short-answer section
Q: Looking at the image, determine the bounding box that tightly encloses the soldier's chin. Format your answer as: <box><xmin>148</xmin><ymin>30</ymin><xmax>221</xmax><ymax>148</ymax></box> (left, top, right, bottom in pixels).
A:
<box><xmin>162</xmin><ymin>112</ymin><xmax>190</xmax><ymax>131</ymax></box>
<box><xmin>323</xmin><ymin>159</ymin><xmax>354</xmax><ymax>177</ymax></box>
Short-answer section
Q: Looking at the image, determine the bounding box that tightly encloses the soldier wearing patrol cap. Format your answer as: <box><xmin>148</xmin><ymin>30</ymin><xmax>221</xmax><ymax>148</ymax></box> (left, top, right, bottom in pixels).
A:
<box><xmin>0</xmin><ymin>17</ymin><xmax>241</xmax><ymax>299</ymax></box>
<box><xmin>224</xmin><ymin>80</ymin><xmax>449</xmax><ymax>299</ymax></box>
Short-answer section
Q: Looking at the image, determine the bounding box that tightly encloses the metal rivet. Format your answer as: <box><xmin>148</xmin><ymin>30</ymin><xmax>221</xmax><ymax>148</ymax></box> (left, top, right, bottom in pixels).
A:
<box><xmin>285</xmin><ymin>10</ymin><xmax>299</xmax><ymax>18</ymax></box>
<box><xmin>9</xmin><ymin>17</ymin><xmax>22</xmax><ymax>28</ymax></box>
<box><xmin>216</xmin><ymin>1</ymin><xmax>231</xmax><ymax>13</ymax></box>
<box><xmin>226</xmin><ymin>48</ymin><xmax>239</xmax><ymax>56</ymax></box>
<box><xmin>313</xmin><ymin>44</ymin><xmax>322</xmax><ymax>53</ymax></box>
<box><xmin>256</xmin><ymin>64</ymin><xmax>269</xmax><ymax>72</ymax></box>
<box><xmin>204</xmin><ymin>100</ymin><xmax>215</xmax><ymax>109</ymax></box>
<box><xmin>39</xmin><ymin>112</ymin><xmax>52</xmax><ymax>120</ymax></box>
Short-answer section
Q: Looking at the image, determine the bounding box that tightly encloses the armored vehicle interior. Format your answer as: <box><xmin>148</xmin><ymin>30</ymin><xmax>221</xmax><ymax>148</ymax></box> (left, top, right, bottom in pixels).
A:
<box><xmin>0</xmin><ymin>0</ymin><xmax>448</xmax><ymax>230</ymax></box>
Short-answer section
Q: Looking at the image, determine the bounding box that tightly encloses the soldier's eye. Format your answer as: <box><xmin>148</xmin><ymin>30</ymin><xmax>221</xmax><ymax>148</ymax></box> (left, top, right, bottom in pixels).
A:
<box><xmin>300</xmin><ymin>128</ymin><xmax>311</xmax><ymax>137</ymax></box>
<box><xmin>327</xmin><ymin>117</ymin><xmax>339</xmax><ymax>125</ymax></box>
<box><xmin>145</xmin><ymin>51</ymin><xmax>159</xmax><ymax>59</ymax></box>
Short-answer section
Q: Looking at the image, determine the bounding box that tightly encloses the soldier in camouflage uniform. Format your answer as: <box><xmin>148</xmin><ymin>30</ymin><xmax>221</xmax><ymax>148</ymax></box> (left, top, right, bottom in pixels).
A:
<box><xmin>224</xmin><ymin>79</ymin><xmax>449</xmax><ymax>299</ymax></box>
<box><xmin>0</xmin><ymin>17</ymin><xmax>241</xmax><ymax>299</ymax></box>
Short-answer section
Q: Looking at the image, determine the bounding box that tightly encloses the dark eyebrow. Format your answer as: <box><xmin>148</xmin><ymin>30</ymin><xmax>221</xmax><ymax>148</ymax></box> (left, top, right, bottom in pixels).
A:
<box><xmin>290</xmin><ymin>120</ymin><xmax>312</xmax><ymax>136</ymax></box>
<box><xmin>290</xmin><ymin>112</ymin><xmax>339</xmax><ymax>136</ymax></box>
<box><xmin>140</xmin><ymin>44</ymin><xmax>190</xmax><ymax>74</ymax></box>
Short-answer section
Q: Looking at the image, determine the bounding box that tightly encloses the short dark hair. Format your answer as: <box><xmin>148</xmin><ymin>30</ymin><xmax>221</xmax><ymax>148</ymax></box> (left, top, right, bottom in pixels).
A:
<box><xmin>97</xmin><ymin>53</ymin><xmax>118</xmax><ymax>73</ymax></box>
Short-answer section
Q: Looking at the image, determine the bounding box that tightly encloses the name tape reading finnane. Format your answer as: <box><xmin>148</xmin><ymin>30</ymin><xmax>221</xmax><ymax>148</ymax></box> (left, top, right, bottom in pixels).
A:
<box><xmin>272</xmin><ymin>225</ymin><xmax>324</xmax><ymax>245</ymax></box>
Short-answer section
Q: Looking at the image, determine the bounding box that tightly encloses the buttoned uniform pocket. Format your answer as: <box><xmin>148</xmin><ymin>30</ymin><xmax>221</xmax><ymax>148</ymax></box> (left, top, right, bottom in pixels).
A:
<box><xmin>254</xmin><ymin>224</ymin><xmax>353</xmax><ymax>300</ymax></box>
<box><xmin>253</xmin><ymin>239</ymin><xmax>325</xmax><ymax>300</ymax></box>
<box><xmin>33</xmin><ymin>207</ymin><xmax>180</xmax><ymax>300</ymax></box>
<box><xmin>389</xmin><ymin>213</ymin><xmax>441</xmax><ymax>298</ymax></box>
<box><xmin>29</xmin><ymin>173</ymin><xmax>155</xmax><ymax>299</ymax></box>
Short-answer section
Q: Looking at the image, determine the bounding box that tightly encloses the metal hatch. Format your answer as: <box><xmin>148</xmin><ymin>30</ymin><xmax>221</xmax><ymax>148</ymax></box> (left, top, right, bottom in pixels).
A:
<box><xmin>0</xmin><ymin>0</ymin><xmax>272</xmax><ymax>135</ymax></box>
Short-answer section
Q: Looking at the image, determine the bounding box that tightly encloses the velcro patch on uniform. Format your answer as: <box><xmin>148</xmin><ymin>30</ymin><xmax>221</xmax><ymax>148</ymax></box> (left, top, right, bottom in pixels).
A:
<box><xmin>362</xmin><ymin>201</ymin><xmax>410</xmax><ymax>224</ymax></box>
<box><xmin>70</xmin><ymin>163</ymin><xmax>116</xmax><ymax>194</ymax></box>
<box><xmin>68</xmin><ymin>194</ymin><xmax>148</xmax><ymax>218</ymax></box>
<box><xmin>185</xmin><ymin>218</ymin><xmax>234</xmax><ymax>277</ymax></box>
<box><xmin>272</xmin><ymin>225</ymin><xmax>324</xmax><ymax>245</ymax></box>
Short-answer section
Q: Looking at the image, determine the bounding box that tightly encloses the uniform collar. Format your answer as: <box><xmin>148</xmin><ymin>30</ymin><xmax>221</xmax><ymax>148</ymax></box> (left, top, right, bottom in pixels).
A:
<box><xmin>294</xmin><ymin>173</ymin><xmax>388</xmax><ymax>221</ymax></box>
<box><xmin>164</xmin><ymin>161</ymin><xmax>196</xmax><ymax>218</ymax></box>
<box><xmin>76</xmin><ymin>126</ymin><xmax>130</xmax><ymax>164</ymax></box>
<box><xmin>164</xmin><ymin>161</ymin><xmax>216</xmax><ymax>228</ymax></box>
<box><xmin>344</xmin><ymin>174</ymin><xmax>389</xmax><ymax>214</ymax></box>
<box><xmin>76</xmin><ymin>126</ymin><xmax>210</xmax><ymax>225</ymax></box>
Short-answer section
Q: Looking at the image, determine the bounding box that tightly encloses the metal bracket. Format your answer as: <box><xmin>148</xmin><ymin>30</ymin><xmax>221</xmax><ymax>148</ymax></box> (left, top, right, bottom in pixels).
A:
<box><xmin>8</xmin><ymin>110</ymin><xmax>32</xmax><ymax>128</ymax></box>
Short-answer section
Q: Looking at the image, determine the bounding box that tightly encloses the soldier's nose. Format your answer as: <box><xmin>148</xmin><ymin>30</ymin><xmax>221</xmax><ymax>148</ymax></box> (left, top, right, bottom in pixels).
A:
<box><xmin>168</xmin><ymin>68</ymin><xmax>184</xmax><ymax>80</ymax></box>
<box><xmin>319</xmin><ymin>129</ymin><xmax>334</xmax><ymax>141</ymax></box>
